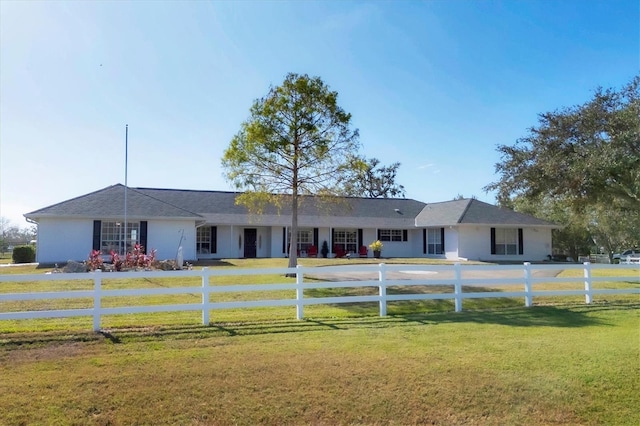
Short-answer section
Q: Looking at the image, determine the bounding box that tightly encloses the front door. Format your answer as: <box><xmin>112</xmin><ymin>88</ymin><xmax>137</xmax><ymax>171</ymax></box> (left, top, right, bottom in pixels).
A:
<box><xmin>244</xmin><ymin>229</ymin><xmax>257</xmax><ymax>258</ymax></box>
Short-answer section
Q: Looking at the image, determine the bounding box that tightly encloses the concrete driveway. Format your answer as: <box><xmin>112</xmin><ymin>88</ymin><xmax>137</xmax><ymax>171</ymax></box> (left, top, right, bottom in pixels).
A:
<box><xmin>307</xmin><ymin>264</ymin><xmax>563</xmax><ymax>284</ymax></box>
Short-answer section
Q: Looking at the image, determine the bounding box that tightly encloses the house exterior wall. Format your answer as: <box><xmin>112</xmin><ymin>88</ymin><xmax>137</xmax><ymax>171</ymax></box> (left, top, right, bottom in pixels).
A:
<box><xmin>457</xmin><ymin>225</ymin><xmax>552</xmax><ymax>262</ymax></box>
<box><xmin>522</xmin><ymin>228</ymin><xmax>552</xmax><ymax>260</ymax></box>
<box><xmin>34</xmin><ymin>217</ymin><xmax>554</xmax><ymax>263</ymax></box>
<box><xmin>34</xmin><ymin>218</ymin><xmax>198</xmax><ymax>264</ymax></box>
<box><xmin>444</xmin><ymin>227</ymin><xmax>460</xmax><ymax>260</ymax></box>
<box><xmin>216</xmin><ymin>226</ymin><xmax>240</xmax><ymax>259</ymax></box>
<box><xmin>148</xmin><ymin>220</ymin><xmax>197</xmax><ymax>261</ymax></box>
<box><xmin>377</xmin><ymin>230</ymin><xmax>415</xmax><ymax>258</ymax></box>
<box><xmin>36</xmin><ymin>218</ymin><xmax>94</xmax><ymax>263</ymax></box>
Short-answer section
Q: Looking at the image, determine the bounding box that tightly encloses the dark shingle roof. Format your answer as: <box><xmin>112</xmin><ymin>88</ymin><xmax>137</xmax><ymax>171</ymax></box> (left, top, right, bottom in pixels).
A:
<box><xmin>25</xmin><ymin>184</ymin><xmax>426</xmax><ymax>221</ymax></box>
<box><xmin>415</xmin><ymin>198</ymin><xmax>558</xmax><ymax>227</ymax></box>
<box><xmin>26</xmin><ymin>185</ymin><xmax>558</xmax><ymax>228</ymax></box>
<box><xmin>25</xmin><ymin>185</ymin><xmax>203</xmax><ymax>219</ymax></box>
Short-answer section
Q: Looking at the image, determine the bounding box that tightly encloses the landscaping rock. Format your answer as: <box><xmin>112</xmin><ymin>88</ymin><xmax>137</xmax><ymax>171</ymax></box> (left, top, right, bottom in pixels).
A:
<box><xmin>62</xmin><ymin>260</ymin><xmax>87</xmax><ymax>273</ymax></box>
<box><xmin>158</xmin><ymin>260</ymin><xmax>178</xmax><ymax>271</ymax></box>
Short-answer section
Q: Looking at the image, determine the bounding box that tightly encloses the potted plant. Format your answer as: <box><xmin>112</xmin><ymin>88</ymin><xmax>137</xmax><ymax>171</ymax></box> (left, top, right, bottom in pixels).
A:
<box><xmin>369</xmin><ymin>240</ymin><xmax>383</xmax><ymax>258</ymax></box>
<box><xmin>321</xmin><ymin>240</ymin><xmax>329</xmax><ymax>258</ymax></box>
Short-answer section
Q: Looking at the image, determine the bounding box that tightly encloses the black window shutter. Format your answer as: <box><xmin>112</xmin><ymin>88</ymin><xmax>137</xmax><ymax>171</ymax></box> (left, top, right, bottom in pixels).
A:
<box><xmin>441</xmin><ymin>227</ymin><xmax>445</xmax><ymax>252</ymax></box>
<box><xmin>211</xmin><ymin>226</ymin><xmax>217</xmax><ymax>254</ymax></box>
<box><xmin>314</xmin><ymin>228</ymin><xmax>319</xmax><ymax>246</ymax></box>
<box><xmin>139</xmin><ymin>221</ymin><xmax>148</xmax><ymax>253</ymax></box>
<box><xmin>423</xmin><ymin>229</ymin><xmax>426</xmax><ymax>254</ymax></box>
<box><xmin>518</xmin><ymin>228</ymin><xmax>524</xmax><ymax>255</ymax></box>
<box><xmin>377</xmin><ymin>229</ymin><xmax>381</xmax><ymax>240</ymax></box>
<box><xmin>358</xmin><ymin>229</ymin><xmax>363</xmax><ymax>247</ymax></box>
<box><xmin>403</xmin><ymin>230</ymin><xmax>408</xmax><ymax>241</ymax></box>
<box><xmin>490</xmin><ymin>228</ymin><xmax>496</xmax><ymax>255</ymax></box>
<box><xmin>92</xmin><ymin>220</ymin><xmax>101</xmax><ymax>251</ymax></box>
<box><xmin>282</xmin><ymin>227</ymin><xmax>286</xmax><ymax>253</ymax></box>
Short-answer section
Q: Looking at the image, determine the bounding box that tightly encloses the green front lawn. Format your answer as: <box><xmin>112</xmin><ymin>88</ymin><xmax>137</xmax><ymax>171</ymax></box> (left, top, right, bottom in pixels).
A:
<box><xmin>1</xmin><ymin>305</ymin><xmax>638</xmax><ymax>425</ymax></box>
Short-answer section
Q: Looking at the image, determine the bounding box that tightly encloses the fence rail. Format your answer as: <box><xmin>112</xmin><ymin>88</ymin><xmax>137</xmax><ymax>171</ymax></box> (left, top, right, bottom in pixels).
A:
<box><xmin>1</xmin><ymin>263</ymin><xmax>638</xmax><ymax>332</ymax></box>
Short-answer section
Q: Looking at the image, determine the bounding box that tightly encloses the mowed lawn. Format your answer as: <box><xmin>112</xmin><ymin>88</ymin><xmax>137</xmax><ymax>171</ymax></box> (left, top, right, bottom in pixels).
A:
<box><xmin>1</xmin><ymin>259</ymin><xmax>639</xmax><ymax>425</ymax></box>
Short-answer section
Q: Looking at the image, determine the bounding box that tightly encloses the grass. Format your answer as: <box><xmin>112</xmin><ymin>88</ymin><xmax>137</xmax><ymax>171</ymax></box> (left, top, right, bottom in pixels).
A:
<box><xmin>1</xmin><ymin>305</ymin><xmax>638</xmax><ymax>425</ymax></box>
<box><xmin>0</xmin><ymin>259</ymin><xmax>638</xmax><ymax>424</ymax></box>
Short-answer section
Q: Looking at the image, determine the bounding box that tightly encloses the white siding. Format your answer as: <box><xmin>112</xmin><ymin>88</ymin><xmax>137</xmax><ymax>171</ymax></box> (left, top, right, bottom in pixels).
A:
<box><xmin>457</xmin><ymin>225</ymin><xmax>552</xmax><ymax>262</ymax></box>
<box><xmin>444</xmin><ymin>227</ymin><xmax>460</xmax><ymax>260</ymax></box>
<box><xmin>35</xmin><ymin>218</ymin><xmax>198</xmax><ymax>264</ymax></box>
<box><xmin>36</xmin><ymin>218</ymin><xmax>94</xmax><ymax>263</ymax></box>
<box><xmin>522</xmin><ymin>228</ymin><xmax>552</xmax><ymax>260</ymax></box>
<box><xmin>147</xmin><ymin>220</ymin><xmax>197</xmax><ymax>261</ymax></box>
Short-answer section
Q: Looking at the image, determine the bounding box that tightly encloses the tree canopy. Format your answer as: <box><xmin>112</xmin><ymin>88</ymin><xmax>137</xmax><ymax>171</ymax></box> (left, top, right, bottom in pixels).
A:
<box><xmin>344</xmin><ymin>157</ymin><xmax>406</xmax><ymax>198</ymax></box>
<box><xmin>486</xmin><ymin>76</ymin><xmax>640</xmax><ymax>257</ymax></box>
<box><xmin>221</xmin><ymin>73</ymin><xmax>360</xmax><ymax>267</ymax></box>
<box><xmin>486</xmin><ymin>76</ymin><xmax>639</xmax><ymax>212</ymax></box>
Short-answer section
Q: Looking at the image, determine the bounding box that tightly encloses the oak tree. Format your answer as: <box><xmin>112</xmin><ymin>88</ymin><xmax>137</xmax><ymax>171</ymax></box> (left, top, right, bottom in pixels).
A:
<box><xmin>486</xmin><ymin>76</ymin><xmax>640</xmax><ymax>256</ymax></box>
<box><xmin>344</xmin><ymin>157</ymin><xmax>406</xmax><ymax>198</ymax></box>
<box><xmin>486</xmin><ymin>76</ymin><xmax>639</xmax><ymax>211</ymax></box>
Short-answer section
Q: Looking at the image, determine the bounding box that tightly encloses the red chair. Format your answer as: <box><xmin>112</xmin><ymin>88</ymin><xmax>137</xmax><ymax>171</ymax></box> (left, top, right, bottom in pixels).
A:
<box><xmin>358</xmin><ymin>246</ymin><xmax>368</xmax><ymax>258</ymax></box>
<box><xmin>307</xmin><ymin>245</ymin><xmax>318</xmax><ymax>257</ymax></box>
<box><xmin>333</xmin><ymin>245</ymin><xmax>347</xmax><ymax>258</ymax></box>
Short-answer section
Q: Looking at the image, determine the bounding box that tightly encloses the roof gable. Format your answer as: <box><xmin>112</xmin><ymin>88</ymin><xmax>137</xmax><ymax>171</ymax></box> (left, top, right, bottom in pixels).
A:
<box><xmin>415</xmin><ymin>198</ymin><xmax>558</xmax><ymax>227</ymax></box>
<box><xmin>26</xmin><ymin>185</ymin><xmax>203</xmax><ymax>219</ymax></box>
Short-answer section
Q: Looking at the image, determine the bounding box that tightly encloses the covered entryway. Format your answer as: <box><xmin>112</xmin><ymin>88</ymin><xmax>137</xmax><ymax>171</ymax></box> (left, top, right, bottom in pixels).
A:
<box><xmin>244</xmin><ymin>228</ymin><xmax>257</xmax><ymax>258</ymax></box>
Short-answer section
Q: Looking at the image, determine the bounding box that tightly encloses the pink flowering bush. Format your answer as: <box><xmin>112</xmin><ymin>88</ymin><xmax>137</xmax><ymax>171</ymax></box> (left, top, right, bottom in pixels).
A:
<box><xmin>86</xmin><ymin>244</ymin><xmax>157</xmax><ymax>271</ymax></box>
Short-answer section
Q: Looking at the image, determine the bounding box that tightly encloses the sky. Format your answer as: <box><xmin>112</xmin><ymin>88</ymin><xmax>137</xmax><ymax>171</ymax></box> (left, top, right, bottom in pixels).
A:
<box><xmin>1</xmin><ymin>0</ymin><xmax>638</xmax><ymax>228</ymax></box>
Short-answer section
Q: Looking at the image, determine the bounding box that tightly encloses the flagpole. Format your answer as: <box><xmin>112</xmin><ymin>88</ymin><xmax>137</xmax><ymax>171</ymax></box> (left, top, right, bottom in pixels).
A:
<box><xmin>124</xmin><ymin>124</ymin><xmax>128</xmax><ymax>255</ymax></box>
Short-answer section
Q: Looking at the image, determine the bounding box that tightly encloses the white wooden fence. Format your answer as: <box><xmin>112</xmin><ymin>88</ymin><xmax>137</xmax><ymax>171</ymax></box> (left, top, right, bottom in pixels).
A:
<box><xmin>1</xmin><ymin>262</ymin><xmax>638</xmax><ymax>332</ymax></box>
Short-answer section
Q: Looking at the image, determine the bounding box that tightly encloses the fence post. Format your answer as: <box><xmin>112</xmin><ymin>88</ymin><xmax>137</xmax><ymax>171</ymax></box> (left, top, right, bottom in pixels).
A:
<box><xmin>583</xmin><ymin>262</ymin><xmax>593</xmax><ymax>304</ymax></box>
<box><xmin>378</xmin><ymin>263</ymin><xmax>387</xmax><ymax>316</ymax></box>
<box><xmin>201</xmin><ymin>267</ymin><xmax>210</xmax><ymax>325</ymax></box>
<box><xmin>93</xmin><ymin>270</ymin><xmax>102</xmax><ymax>332</ymax></box>
<box><xmin>523</xmin><ymin>262</ymin><xmax>532</xmax><ymax>307</ymax></box>
<box><xmin>454</xmin><ymin>262</ymin><xmax>462</xmax><ymax>312</ymax></box>
<box><xmin>296</xmin><ymin>265</ymin><xmax>304</xmax><ymax>320</ymax></box>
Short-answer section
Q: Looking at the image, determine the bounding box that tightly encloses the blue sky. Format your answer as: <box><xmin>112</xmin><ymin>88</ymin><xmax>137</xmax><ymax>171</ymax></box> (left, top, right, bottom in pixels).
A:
<box><xmin>1</xmin><ymin>0</ymin><xmax>638</xmax><ymax>227</ymax></box>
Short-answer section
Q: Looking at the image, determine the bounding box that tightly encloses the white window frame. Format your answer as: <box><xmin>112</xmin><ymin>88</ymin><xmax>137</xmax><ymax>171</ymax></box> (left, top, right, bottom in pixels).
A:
<box><xmin>333</xmin><ymin>229</ymin><xmax>358</xmax><ymax>253</ymax></box>
<box><xmin>101</xmin><ymin>221</ymin><xmax>140</xmax><ymax>255</ymax></box>
<box><xmin>288</xmin><ymin>228</ymin><xmax>314</xmax><ymax>253</ymax></box>
<box><xmin>379</xmin><ymin>229</ymin><xmax>403</xmax><ymax>242</ymax></box>
<box><xmin>197</xmin><ymin>227</ymin><xmax>211</xmax><ymax>255</ymax></box>
<box><xmin>495</xmin><ymin>228</ymin><xmax>518</xmax><ymax>255</ymax></box>
<box><xmin>427</xmin><ymin>228</ymin><xmax>443</xmax><ymax>255</ymax></box>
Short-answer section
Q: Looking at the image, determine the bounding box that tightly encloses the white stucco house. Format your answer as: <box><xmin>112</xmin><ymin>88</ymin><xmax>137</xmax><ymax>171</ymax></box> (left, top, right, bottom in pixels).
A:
<box><xmin>25</xmin><ymin>184</ymin><xmax>560</xmax><ymax>264</ymax></box>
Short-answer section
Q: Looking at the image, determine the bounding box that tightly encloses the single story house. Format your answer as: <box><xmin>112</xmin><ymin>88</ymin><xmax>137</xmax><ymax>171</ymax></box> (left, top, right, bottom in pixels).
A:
<box><xmin>25</xmin><ymin>184</ymin><xmax>560</xmax><ymax>264</ymax></box>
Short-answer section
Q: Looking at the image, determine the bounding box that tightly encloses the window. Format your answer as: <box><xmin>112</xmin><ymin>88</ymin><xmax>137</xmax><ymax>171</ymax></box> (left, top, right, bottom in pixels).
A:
<box><xmin>287</xmin><ymin>228</ymin><xmax>314</xmax><ymax>253</ymax></box>
<box><xmin>100</xmin><ymin>221</ymin><xmax>140</xmax><ymax>254</ymax></box>
<box><xmin>333</xmin><ymin>229</ymin><xmax>357</xmax><ymax>253</ymax></box>
<box><xmin>379</xmin><ymin>229</ymin><xmax>402</xmax><ymax>242</ymax></box>
<box><xmin>197</xmin><ymin>227</ymin><xmax>211</xmax><ymax>254</ymax></box>
<box><xmin>427</xmin><ymin>228</ymin><xmax>443</xmax><ymax>254</ymax></box>
<box><xmin>494</xmin><ymin>228</ymin><xmax>518</xmax><ymax>255</ymax></box>
<box><xmin>378</xmin><ymin>229</ymin><xmax>408</xmax><ymax>242</ymax></box>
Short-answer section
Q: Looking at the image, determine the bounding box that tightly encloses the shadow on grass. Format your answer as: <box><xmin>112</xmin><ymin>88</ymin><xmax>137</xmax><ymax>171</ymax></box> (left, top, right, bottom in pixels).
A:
<box><xmin>2</xmin><ymin>303</ymin><xmax>635</xmax><ymax>347</ymax></box>
<box><xmin>304</xmin><ymin>284</ymin><xmax>525</xmax><ymax>316</ymax></box>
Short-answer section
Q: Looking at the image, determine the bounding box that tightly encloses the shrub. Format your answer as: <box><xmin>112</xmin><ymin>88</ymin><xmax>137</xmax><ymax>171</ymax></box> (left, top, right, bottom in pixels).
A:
<box><xmin>87</xmin><ymin>250</ymin><xmax>104</xmax><ymax>271</ymax></box>
<box><xmin>321</xmin><ymin>241</ymin><xmax>329</xmax><ymax>258</ymax></box>
<box><xmin>110</xmin><ymin>244</ymin><xmax>157</xmax><ymax>271</ymax></box>
<box><xmin>368</xmin><ymin>240</ymin><xmax>384</xmax><ymax>252</ymax></box>
<box><xmin>12</xmin><ymin>245</ymin><xmax>36</xmax><ymax>263</ymax></box>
